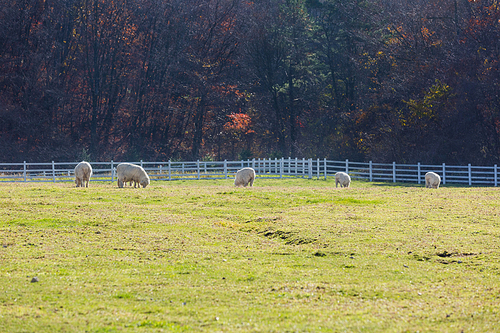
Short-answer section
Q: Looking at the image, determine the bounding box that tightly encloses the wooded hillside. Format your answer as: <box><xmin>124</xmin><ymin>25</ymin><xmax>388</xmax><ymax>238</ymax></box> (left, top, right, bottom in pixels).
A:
<box><xmin>1</xmin><ymin>0</ymin><xmax>499</xmax><ymax>164</ymax></box>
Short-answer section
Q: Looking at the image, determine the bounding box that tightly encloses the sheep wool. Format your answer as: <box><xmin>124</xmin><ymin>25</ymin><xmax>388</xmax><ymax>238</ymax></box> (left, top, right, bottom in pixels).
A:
<box><xmin>75</xmin><ymin>161</ymin><xmax>92</xmax><ymax>188</ymax></box>
<box><xmin>234</xmin><ymin>167</ymin><xmax>256</xmax><ymax>187</ymax></box>
<box><xmin>425</xmin><ymin>172</ymin><xmax>441</xmax><ymax>189</ymax></box>
<box><xmin>116</xmin><ymin>163</ymin><xmax>150</xmax><ymax>188</ymax></box>
<box><xmin>335</xmin><ymin>172</ymin><xmax>351</xmax><ymax>188</ymax></box>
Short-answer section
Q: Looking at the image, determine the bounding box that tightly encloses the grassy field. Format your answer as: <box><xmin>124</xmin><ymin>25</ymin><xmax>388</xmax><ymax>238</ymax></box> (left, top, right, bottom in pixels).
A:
<box><xmin>0</xmin><ymin>178</ymin><xmax>499</xmax><ymax>332</ymax></box>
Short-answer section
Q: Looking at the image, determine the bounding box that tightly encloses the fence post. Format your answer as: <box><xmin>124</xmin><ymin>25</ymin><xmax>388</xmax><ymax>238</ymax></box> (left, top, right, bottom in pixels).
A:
<box><xmin>224</xmin><ymin>160</ymin><xmax>228</xmax><ymax>179</ymax></box>
<box><xmin>417</xmin><ymin>162</ymin><xmax>421</xmax><ymax>184</ymax></box>
<box><xmin>308</xmin><ymin>158</ymin><xmax>313</xmax><ymax>179</ymax></box>
<box><xmin>346</xmin><ymin>159</ymin><xmax>349</xmax><ymax>173</ymax></box>
<box><xmin>495</xmin><ymin>164</ymin><xmax>498</xmax><ymax>187</ymax></box>
<box><xmin>197</xmin><ymin>160</ymin><xmax>200</xmax><ymax>180</ymax></box>
<box><xmin>317</xmin><ymin>158</ymin><xmax>320</xmax><ymax>179</ymax></box>
<box><xmin>140</xmin><ymin>160</ymin><xmax>143</xmax><ymax>168</ymax></box>
<box><xmin>23</xmin><ymin>161</ymin><xmax>27</xmax><ymax>182</ymax></box>
<box><xmin>111</xmin><ymin>160</ymin><xmax>114</xmax><ymax>182</ymax></box>
<box><xmin>442</xmin><ymin>163</ymin><xmax>446</xmax><ymax>185</ymax></box>
<box><xmin>393</xmin><ymin>162</ymin><xmax>396</xmax><ymax>183</ymax></box>
<box><xmin>168</xmin><ymin>160</ymin><xmax>171</xmax><ymax>181</ymax></box>
<box><xmin>468</xmin><ymin>163</ymin><xmax>472</xmax><ymax>186</ymax></box>
<box><xmin>369</xmin><ymin>161</ymin><xmax>373</xmax><ymax>182</ymax></box>
<box><xmin>280</xmin><ymin>158</ymin><xmax>284</xmax><ymax>179</ymax></box>
<box><xmin>52</xmin><ymin>161</ymin><xmax>56</xmax><ymax>183</ymax></box>
<box><xmin>324</xmin><ymin>158</ymin><xmax>327</xmax><ymax>180</ymax></box>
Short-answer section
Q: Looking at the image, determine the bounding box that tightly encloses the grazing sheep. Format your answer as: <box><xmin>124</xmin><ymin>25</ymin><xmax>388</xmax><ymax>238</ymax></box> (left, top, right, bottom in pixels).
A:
<box><xmin>425</xmin><ymin>172</ymin><xmax>441</xmax><ymax>189</ymax></box>
<box><xmin>234</xmin><ymin>167</ymin><xmax>256</xmax><ymax>187</ymax></box>
<box><xmin>335</xmin><ymin>172</ymin><xmax>351</xmax><ymax>188</ymax></box>
<box><xmin>116</xmin><ymin>163</ymin><xmax>150</xmax><ymax>188</ymax></box>
<box><xmin>74</xmin><ymin>161</ymin><xmax>92</xmax><ymax>188</ymax></box>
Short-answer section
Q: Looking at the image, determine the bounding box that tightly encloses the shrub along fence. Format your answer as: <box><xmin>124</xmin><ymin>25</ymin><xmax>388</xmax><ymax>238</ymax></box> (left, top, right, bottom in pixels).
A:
<box><xmin>0</xmin><ymin>158</ymin><xmax>498</xmax><ymax>186</ymax></box>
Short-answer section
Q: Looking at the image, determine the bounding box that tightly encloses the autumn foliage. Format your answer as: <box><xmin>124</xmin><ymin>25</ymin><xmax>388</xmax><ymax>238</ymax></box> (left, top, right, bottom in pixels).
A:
<box><xmin>1</xmin><ymin>0</ymin><xmax>499</xmax><ymax>164</ymax></box>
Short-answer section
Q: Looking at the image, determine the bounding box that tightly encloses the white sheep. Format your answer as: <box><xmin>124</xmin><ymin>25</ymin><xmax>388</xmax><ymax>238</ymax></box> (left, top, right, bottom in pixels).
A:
<box><xmin>335</xmin><ymin>172</ymin><xmax>351</xmax><ymax>188</ymax></box>
<box><xmin>116</xmin><ymin>163</ymin><xmax>150</xmax><ymax>188</ymax></box>
<box><xmin>234</xmin><ymin>167</ymin><xmax>256</xmax><ymax>187</ymax></box>
<box><xmin>74</xmin><ymin>161</ymin><xmax>92</xmax><ymax>188</ymax></box>
<box><xmin>425</xmin><ymin>172</ymin><xmax>441</xmax><ymax>189</ymax></box>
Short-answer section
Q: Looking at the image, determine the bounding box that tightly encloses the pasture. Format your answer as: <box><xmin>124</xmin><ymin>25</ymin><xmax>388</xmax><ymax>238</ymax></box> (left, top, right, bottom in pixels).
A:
<box><xmin>0</xmin><ymin>179</ymin><xmax>499</xmax><ymax>332</ymax></box>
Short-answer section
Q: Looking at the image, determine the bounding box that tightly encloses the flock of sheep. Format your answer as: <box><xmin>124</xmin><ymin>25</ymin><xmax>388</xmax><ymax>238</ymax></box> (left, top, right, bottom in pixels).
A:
<box><xmin>333</xmin><ymin>171</ymin><xmax>440</xmax><ymax>189</ymax></box>
<box><xmin>74</xmin><ymin>161</ymin><xmax>442</xmax><ymax>189</ymax></box>
<box><xmin>74</xmin><ymin>161</ymin><xmax>150</xmax><ymax>188</ymax></box>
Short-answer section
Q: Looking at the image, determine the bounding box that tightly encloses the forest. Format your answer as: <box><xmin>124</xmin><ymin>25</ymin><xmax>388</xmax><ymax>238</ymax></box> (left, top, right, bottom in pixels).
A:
<box><xmin>0</xmin><ymin>0</ymin><xmax>499</xmax><ymax>164</ymax></box>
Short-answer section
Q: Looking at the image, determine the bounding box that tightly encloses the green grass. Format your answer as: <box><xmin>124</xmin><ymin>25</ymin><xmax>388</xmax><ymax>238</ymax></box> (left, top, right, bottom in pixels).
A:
<box><xmin>0</xmin><ymin>179</ymin><xmax>499</xmax><ymax>332</ymax></box>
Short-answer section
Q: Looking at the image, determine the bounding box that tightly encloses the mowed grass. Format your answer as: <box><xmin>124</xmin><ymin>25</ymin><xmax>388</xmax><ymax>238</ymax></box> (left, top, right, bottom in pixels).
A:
<box><xmin>0</xmin><ymin>178</ymin><xmax>499</xmax><ymax>332</ymax></box>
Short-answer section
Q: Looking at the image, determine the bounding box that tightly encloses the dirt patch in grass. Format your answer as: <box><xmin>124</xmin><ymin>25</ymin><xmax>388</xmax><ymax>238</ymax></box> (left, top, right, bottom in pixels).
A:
<box><xmin>258</xmin><ymin>228</ymin><xmax>317</xmax><ymax>245</ymax></box>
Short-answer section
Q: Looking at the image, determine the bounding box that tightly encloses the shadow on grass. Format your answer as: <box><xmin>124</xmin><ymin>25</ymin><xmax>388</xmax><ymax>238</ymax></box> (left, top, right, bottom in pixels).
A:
<box><xmin>361</xmin><ymin>181</ymin><xmax>477</xmax><ymax>188</ymax></box>
<box><xmin>369</xmin><ymin>182</ymin><xmax>424</xmax><ymax>188</ymax></box>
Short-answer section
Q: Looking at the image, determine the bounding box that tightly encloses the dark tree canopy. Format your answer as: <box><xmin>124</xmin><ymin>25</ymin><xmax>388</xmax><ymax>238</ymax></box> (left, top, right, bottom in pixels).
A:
<box><xmin>1</xmin><ymin>0</ymin><xmax>499</xmax><ymax>164</ymax></box>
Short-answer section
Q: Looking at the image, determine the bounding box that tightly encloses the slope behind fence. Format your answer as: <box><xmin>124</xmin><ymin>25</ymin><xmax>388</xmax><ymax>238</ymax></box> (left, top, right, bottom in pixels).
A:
<box><xmin>0</xmin><ymin>158</ymin><xmax>498</xmax><ymax>186</ymax></box>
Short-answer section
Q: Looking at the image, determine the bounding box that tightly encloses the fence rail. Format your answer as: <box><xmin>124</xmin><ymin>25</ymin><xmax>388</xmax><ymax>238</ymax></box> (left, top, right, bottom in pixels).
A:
<box><xmin>0</xmin><ymin>158</ymin><xmax>498</xmax><ymax>186</ymax></box>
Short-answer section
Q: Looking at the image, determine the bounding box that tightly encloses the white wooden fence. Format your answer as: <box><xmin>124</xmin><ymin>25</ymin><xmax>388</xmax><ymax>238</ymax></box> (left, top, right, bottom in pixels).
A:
<box><xmin>0</xmin><ymin>158</ymin><xmax>498</xmax><ymax>186</ymax></box>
